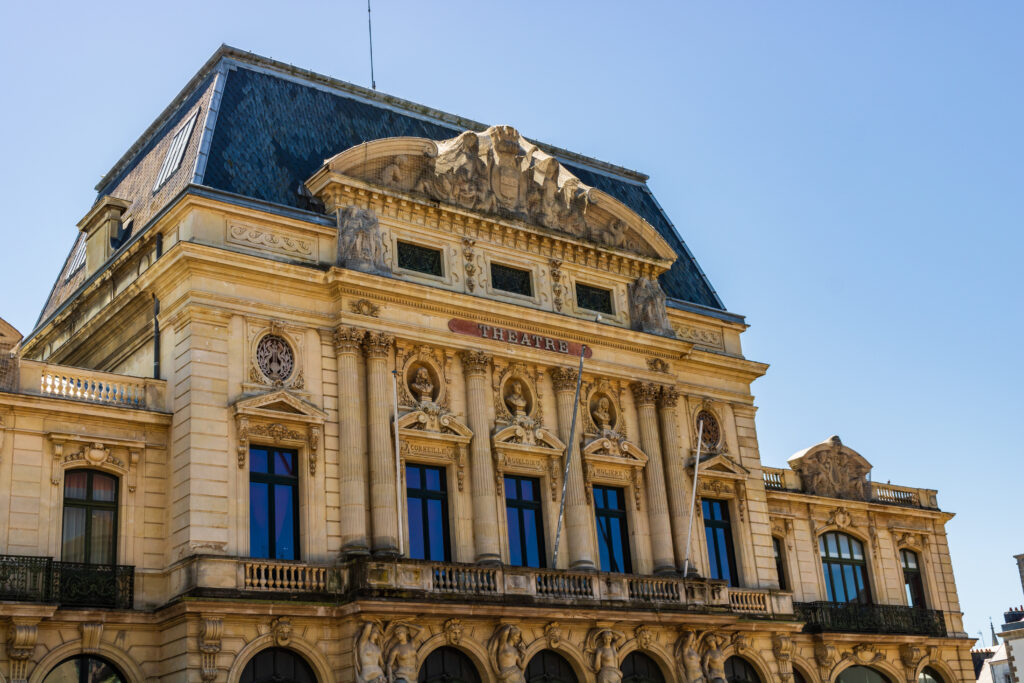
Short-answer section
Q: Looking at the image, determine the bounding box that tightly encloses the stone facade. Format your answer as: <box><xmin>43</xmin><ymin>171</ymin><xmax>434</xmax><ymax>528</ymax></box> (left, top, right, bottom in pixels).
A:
<box><xmin>0</xmin><ymin>48</ymin><xmax>974</xmax><ymax>683</ymax></box>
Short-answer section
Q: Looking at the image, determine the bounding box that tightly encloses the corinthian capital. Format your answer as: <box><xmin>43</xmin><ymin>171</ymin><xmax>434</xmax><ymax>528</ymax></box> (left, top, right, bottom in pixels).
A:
<box><xmin>549</xmin><ymin>367</ymin><xmax>579</xmax><ymax>393</ymax></box>
<box><xmin>658</xmin><ymin>386</ymin><xmax>680</xmax><ymax>409</ymax></box>
<box><xmin>333</xmin><ymin>326</ymin><xmax>365</xmax><ymax>353</ymax></box>
<box><xmin>459</xmin><ymin>350</ymin><xmax>491</xmax><ymax>376</ymax></box>
<box><xmin>630</xmin><ymin>382</ymin><xmax>659</xmax><ymax>407</ymax></box>
<box><xmin>361</xmin><ymin>331</ymin><xmax>394</xmax><ymax>359</ymax></box>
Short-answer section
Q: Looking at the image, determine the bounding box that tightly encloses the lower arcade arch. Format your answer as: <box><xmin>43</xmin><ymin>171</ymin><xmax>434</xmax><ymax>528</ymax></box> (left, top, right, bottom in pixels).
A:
<box><xmin>724</xmin><ymin>656</ymin><xmax>763</xmax><ymax>683</ymax></box>
<box><xmin>525</xmin><ymin>650</ymin><xmax>578</xmax><ymax>683</ymax></box>
<box><xmin>239</xmin><ymin>647</ymin><xmax>317</xmax><ymax>683</ymax></box>
<box><xmin>917</xmin><ymin>667</ymin><xmax>945</xmax><ymax>683</ymax></box>
<box><xmin>835</xmin><ymin>666</ymin><xmax>891</xmax><ymax>683</ymax></box>
<box><xmin>42</xmin><ymin>655</ymin><xmax>128</xmax><ymax>683</ymax></box>
<box><xmin>418</xmin><ymin>647</ymin><xmax>482</xmax><ymax>683</ymax></box>
<box><xmin>620</xmin><ymin>651</ymin><xmax>666</xmax><ymax>683</ymax></box>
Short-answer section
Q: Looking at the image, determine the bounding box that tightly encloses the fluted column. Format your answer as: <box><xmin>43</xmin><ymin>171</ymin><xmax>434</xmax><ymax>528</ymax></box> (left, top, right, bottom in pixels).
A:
<box><xmin>363</xmin><ymin>331</ymin><xmax>398</xmax><ymax>558</ymax></box>
<box><xmin>657</xmin><ymin>387</ymin><xmax>691</xmax><ymax>570</ymax></box>
<box><xmin>335</xmin><ymin>326</ymin><xmax>368</xmax><ymax>557</ymax></box>
<box><xmin>631</xmin><ymin>382</ymin><xmax>676</xmax><ymax>575</ymax></box>
<box><xmin>550</xmin><ymin>367</ymin><xmax>596</xmax><ymax>571</ymax></box>
<box><xmin>460</xmin><ymin>350</ymin><xmax>501</xmax><ymax>565</ymax></box>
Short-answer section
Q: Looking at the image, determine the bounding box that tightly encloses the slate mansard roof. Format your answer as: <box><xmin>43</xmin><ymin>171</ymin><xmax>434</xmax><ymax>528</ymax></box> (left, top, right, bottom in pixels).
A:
<box><xmin>36</xmin><ymin>46</ymin><xmax>728</xmax><ymax>330</ymax></box>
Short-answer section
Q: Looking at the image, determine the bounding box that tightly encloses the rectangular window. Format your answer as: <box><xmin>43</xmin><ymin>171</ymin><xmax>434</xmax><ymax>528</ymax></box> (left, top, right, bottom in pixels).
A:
<box><xmin>594</xmin><ymin>485</ymin><xmax>632</xmax><ymax>573</ymax></box>
<box><xmin>703</xmin><ymin>499</ymin><xmax>739</xmax><ymax>586</ymax></box>
<box><xmin>575</xmin><ymin>283</ymin><xmax>614</xmax><ymax>315</ymax></box>
<box><xmin>406</xmin><ymin>464</ymin><xmax>451</xmax><ymax>561</ymax></box>
<box><xmin>505</xmin><ymin>476</ymin><xmax>546</xmax><ymax>568</ymax></box>
<box><xmin>773</xmin><ymin>536</ymin><xmax>787</xmax><ymax>591</ymax></box>
<box><xmin>153</xmin><ymin>109</ymin><xmax>199</xmax><ymax>192</ymax></box>
<box><xmin>901</xmin><ymin>549</ymin><xmax>926</xmax><ymax>608</ymax></box>
<box><xmin>61</xmin><ymin>470</ymin><xmax>119</xmax><ymax>565</ymax></box>
<box><xmin>490</xmin><ymin>262</ymin><xmax>533</xmax><ymax>297</ymax></box>
<box><xmin>249</xmin><ymin>447</ymin><xmax>300</xmax><ymax>560</ymax></box>
<box><xmin>397</xmin><ymin>240</ymin><xmax>444</xmax><ymax>277</ymax></box>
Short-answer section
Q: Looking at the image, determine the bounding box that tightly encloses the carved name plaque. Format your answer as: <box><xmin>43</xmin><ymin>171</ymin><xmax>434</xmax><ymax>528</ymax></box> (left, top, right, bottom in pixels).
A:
<box><xmin>448</xmin><ymin>318</ymin><xmax>592</xmax><ymax>357</ymax></box>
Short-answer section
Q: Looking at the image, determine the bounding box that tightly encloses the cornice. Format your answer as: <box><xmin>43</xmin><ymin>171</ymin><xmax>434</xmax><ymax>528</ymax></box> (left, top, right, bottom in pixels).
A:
<box><xmin>0</xmin><ymin>392</ymin><xmax>172</xmax><ymax>424</ymax></box>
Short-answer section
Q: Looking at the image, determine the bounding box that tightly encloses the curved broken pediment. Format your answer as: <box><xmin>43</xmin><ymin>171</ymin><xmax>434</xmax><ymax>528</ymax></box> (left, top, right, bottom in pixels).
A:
<box><xmin>788</xmin><ymin>435</ymin><xmax>872</xmax><ymax>501</ymax></box>
<box><xmin>306</xmin><ymin>126</ymin><xmax>676</xmax><ymax>261</ymax></box>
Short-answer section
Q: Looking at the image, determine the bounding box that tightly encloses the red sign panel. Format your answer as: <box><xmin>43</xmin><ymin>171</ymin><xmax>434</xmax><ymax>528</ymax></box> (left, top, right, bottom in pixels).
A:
<box><xmin>448</xmin><ymin>318</ymin><xmax>592</xmax><ymax>358</ymax></box>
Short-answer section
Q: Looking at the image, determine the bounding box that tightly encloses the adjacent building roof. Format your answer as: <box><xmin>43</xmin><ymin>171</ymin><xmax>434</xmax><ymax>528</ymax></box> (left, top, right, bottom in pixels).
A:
<box><xmin>35</xmin><ymin>45</ymin><xmax>726</xmax><ymax>331</ymax></box>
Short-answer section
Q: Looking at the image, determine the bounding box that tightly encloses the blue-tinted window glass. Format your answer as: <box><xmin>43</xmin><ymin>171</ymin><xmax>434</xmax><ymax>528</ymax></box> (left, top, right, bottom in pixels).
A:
<box><xmin>249</xmin><ymin>448</ymin><xmax>299</xmax><ymax>560</ymax></box>
<box><xmin>594</xmin><ymin>485</ymin><xmax>631</xmax><ymax>573</ymax></box>
<box><xmin>819</xmin><ymin>532</ymin><xmax>872</xmax><ymax>605</ymax></box>
<box><xmin>504</xmin><ymin>476</ymin><xmax>545</xmax><ymax>568</ymax></box>
<box><xmin>703</xmin><ymin>499</ymin><xmax>739</xmax><ymax>586</ymax></box>
<box><xmin>406</xmin><ymin>464</ymin><xmax>450</xmax><ymax>561</ymax></box>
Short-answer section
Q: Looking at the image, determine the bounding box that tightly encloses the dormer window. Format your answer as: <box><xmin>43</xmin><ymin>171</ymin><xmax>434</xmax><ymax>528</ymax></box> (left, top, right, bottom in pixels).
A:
<box><xmin>491</xmin><ymin>263</ymin><xmax>532</xmax><ymax>297</ymax></box>
<box><xmin>153</xmin><ymin>109</ymin><xmax>199</xmax><ymax>192</ymax></box>
<box><xmin>397</xmin><ymin>240</ymin><xmax>443</xmax><ymax>277</ymax></box>
<box><xmin>575</xmin><ymin>282</ymin><xmax>613</xmax><ymax>315</ymax></box>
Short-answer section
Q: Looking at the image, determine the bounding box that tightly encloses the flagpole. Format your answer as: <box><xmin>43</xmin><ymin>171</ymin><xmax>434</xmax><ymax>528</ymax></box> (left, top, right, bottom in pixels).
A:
<box><xmin>550</xmin><ymin>343</ymin><xmax>586</xmax><ymax>570</ymax></box>
<box><xmin>682</xmin><ymin>419</ymin><xmax>705</xmax><ymax>577</ymax></box>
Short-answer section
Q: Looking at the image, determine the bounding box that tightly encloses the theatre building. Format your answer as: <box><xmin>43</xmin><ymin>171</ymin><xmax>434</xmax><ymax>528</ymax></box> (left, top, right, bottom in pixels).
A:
<box><xmin>0</xmin><ymin>47</ymin><xmax>974</xmax><ymax>682</ymax></box>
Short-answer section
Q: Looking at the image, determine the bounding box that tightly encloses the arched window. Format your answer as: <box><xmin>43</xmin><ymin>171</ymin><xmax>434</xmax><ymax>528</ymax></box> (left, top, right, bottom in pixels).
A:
<box><xmin>901</xmin><ymin>549</ymin><xmax>926</xmax><ymax>608</ymax></box>
<box><xmin>917</xmin><ymin>667</ymin><xmax>944</xmax><ymax>683</ymax></box>
<box><xmin>836</xmin><ymin>666</ymin><xmax>890</xmax><ymax>683</ymax></box>
<box><xmin>418</xmin><ymin>647</ymin><xmax>482</xmax><ymax>683</ymax></box>
<box><xmin>62</xmin><ymin>470</ymin><xmax>118</xmax><ymax>564</ymax></box>
<box><xmin>240</xmin><ymin>647</ymin><xmax>317</xmax><ymax>683</ymax></box>
<box><xmin>621</xmin><ymin>652</ymin><xmax>666</xmax><ymax>683</ymax></box>
<box><xmin>819</xmin><ymin>532</ymin><xmax>871</xmax><ymax>604</ymax></box>
<box><xmin>724</xmin><ymin>656</ymin><xmax>763</xmax><ymax>683</ymax></box>
<box><xmin>525</xmin><ymin>650</ymin><xmax>578</xmax><ymax>683</ymax></box>
<box><xmin>793</xmin><ymin>667</ymin><xmax>809</xmax><ymax>683</ymax></box>
<box><xmin>43</xmin><ymin>655</ymin><xmax>127</xmax><ymax>682</ymax></box>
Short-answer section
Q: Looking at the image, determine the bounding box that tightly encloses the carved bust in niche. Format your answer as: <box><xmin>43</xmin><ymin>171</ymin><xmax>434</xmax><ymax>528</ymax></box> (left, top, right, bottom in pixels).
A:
<box><xmin>590</xmin><ymin>394</ymin><xmax>615</xmax><ymax>432</ymax></box>
<box><xmin>504</xmin><ymin>380</ymin><xmax>529</xmax><ymax>417</ymax></box>
<box><xmin>409</xmin><ymin>366</ymin><xmax>436</xmax><ymax>403</ymax></box>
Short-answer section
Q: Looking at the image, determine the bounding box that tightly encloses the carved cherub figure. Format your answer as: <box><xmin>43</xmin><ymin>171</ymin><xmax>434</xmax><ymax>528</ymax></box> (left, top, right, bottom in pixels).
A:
<box><xmin>675</xmin><ymin>631</ymin><xmax>705</xmax><ymax>683</ymax></box>
<box><xmin>410</xmin><ymin>366</ymin><xmax>434</xmax><ymax>403</ymax></box>
<box><xmin>489</xmin><ymin>624</ymin><xmax>526</xmax><ymax>683</ymax></box>
<box><xmin>592</xmin><ymin>396</ymin><xmax>613</xmax><ymax>430</ymax></box>
<box><xmin>354</xmin><ymin>622</ymin><xmax>386</xmax><ymax>683</ymax></box>
<box><xmin>386</xmin><ymin>624</ymin><xmax>420</xmax><ymax>683</ymax></box>
<box><xmin>588</xmin><ymin>629</ymin><xmax>625</xmax><ymax>683</ymax></box>
<box><xmin>505</xmin><ymin>381</ymin><xmax>528</xmax><ymax>417</ymax></box>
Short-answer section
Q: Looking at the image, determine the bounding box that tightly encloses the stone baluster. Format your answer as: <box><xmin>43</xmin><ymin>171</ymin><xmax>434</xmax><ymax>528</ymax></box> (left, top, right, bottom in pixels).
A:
<box><xmin>363</xmin><ymin>331</ymin><xmax>398</xmax><ymax>557</ymax></box>
<box><xmin>550</xmin><ymin>367</ymin><xmax>596</xmax><ymax>571</ymax></box>
<box><xmin>631</xmin><ymin>382</ymin><xmax>676</xmax><ymax>575</ymax></box>
<box><xmin>335</xmin><ymin>326</ymin><xmax>368</xmax><ymax>557</ymax></box>
<box><xmin>460</xmin><ymin>350</ymin><xmax>501</xmax><ymax>565</ymax></box>
<box><xmin>657</xmin><ymin>387</ymin><xmax>692</xmax><ymax>570</ymax></box>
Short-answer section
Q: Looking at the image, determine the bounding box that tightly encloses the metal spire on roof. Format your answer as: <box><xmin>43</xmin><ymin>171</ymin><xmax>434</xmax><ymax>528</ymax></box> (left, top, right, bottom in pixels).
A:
<box><xmin>990</xmin><ymin>617</ymin><xmax>999</xmax><ymax>646</ymax></box>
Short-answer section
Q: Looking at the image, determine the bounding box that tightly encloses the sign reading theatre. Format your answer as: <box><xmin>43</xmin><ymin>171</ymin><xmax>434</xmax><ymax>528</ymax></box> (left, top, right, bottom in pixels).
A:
<box><xmin>448</xmin><ymin>318</ymin><xmax>593</xmax><ymax>358</ymax></box>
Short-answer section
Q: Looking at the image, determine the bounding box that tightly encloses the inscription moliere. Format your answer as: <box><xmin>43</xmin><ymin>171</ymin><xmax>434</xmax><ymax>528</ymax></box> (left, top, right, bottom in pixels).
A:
<box><xmin>448</xmin><ymin>318</ymin><xmax>592</xmax><ymax>358</ymax></box>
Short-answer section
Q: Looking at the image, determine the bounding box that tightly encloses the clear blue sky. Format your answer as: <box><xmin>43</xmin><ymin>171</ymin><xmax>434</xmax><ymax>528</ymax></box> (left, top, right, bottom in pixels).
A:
<box><xmin>1</xmin><ymin>1</ymin><xmax>1020</xmax><ymax>643</ymax></box>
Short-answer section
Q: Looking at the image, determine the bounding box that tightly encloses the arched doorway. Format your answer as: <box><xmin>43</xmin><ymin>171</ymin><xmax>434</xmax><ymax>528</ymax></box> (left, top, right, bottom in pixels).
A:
<box><xmin>525</xmin><ymin>650</ymin><xmax>578</xmax><ymax>683</ymax></box>
<box><xmin>43</xmin><ymin>655</ymin><xmax>127</xmax><ymax>683</ymax></box>
<box><xmin>724</xmin><ymin>656</ymin><xmax>762</xmax><ymax>683</ymax></box>
<box><xmin>918</xmin><ymin>667</ymin><xmax>944</xmax><ymax>683</ymax></box>
<box><xmin>836</xmin><ymin>666</ymin><xmax>889</xmax><ymax>683</ymax></box>
<box><xmin>621</xmin><ymin>651</ymin><xmax>666</xmax><ymax>683</ymax></box>
<box><xmin>240</xmin><ymin>647</ymin><xmax>317</xmax><ymax>683</ymax></box>
<box><xmin>418</xmin><ymin>647</ymin><xmax>482</xmax><ymax>683</ymax></box>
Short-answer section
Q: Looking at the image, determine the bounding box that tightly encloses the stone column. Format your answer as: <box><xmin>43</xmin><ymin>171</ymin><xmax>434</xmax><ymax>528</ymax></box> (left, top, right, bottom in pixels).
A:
<box><xmin>459</xmin><ymin>350</ymin><xmax>501</xmax><ymax>565</ymax></box>
<box><xmin>335</xmin><ymin>326</ymin><xmax>368</xmax><ymax>557</ymax></box>
<box><xmin>363</xmin><ymin>331</ymin><xmax>398</xmax><ymax>558</ymax></box>
<box><xmin>658</xmin><ymin>387</ymin><xmax>691</xmax><ymax>570</ymax></box>
<box><xmin>631</xmin><ymin>382</ymin><xmax>676</xmax><ymax>575</ymax></box>
<box><xmin>550</xmin><ymin>367</ymin><xmax>596</xmax><ymax>571</ymax></box>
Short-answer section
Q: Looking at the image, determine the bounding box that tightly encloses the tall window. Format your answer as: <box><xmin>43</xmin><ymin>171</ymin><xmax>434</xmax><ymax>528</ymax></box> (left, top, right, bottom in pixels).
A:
<box><xmin>901</xmin><ymin>548</ymin><xmax>926</xmax><ymax>608</ymax></box>
<box><xmin>703</xmin><ymin>499</ymin><xmax>738</xmax><ymax>586</ymax></box>
<box><xmin>62</xmin><ymin>470</ymin><xmax>118</xmax><ymax>564</ymax></box>
<box><xmin>505</xmin><ymin>476</ymin><xmax>546</xmax><ymax>568</ymax></box>
<box><xmin>250</xmin><ymin>447</ymin><xmax>299</xmax><ymax>560</ymax></box>
<box><xmin>819</xmin><ymin>532</ymin><xmax>871</xmax><ymax>604</ymax></box>
<box><xmin>594</xmin><ymin>486</ymin><xmax>632</xmax><ymax>573</ymax></box>
<box><xmin>773</xmin><ymin>537</ymin><xmax>788</xmax><ymax>591</ymax></box>
<box><xmin>406</xmin><ymin>464</ymin><xmax>451</xmax><ymax>561</ymax></box>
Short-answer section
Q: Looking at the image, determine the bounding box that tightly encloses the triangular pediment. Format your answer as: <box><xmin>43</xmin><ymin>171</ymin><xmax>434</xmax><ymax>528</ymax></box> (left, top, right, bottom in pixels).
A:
<box><xmin>306</xmin><ymin>125</ymin><xmax>676</xmax><ymax>262</ymax></box>
<box><xmin>695</xmin><ymin>453</ymin><xmax>748</xmax><ymax>479</ymax></box>
<box><xmin>233</xmin><ymin>389</ymin><xmax>327</xmax><ymax>423</ymax></box>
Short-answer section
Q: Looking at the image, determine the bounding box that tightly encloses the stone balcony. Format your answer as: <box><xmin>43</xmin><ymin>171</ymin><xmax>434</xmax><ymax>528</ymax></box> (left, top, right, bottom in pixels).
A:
<box><xmin>159</xmin><ymin>555</ymin><xmax>794</xmax><ymax>618</ymax></box>
<box><xmin>762</xmin><ymin>466</ymin><xmax>939</xmax><ymax>509</ymax></box>
<box><xmin>11</xmin><ymin>359</ymin><xmax>166</xmax><ymax>411</ymax></box>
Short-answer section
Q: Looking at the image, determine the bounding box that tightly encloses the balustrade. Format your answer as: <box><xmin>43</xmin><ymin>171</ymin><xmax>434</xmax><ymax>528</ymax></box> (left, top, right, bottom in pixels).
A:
<box><xmin>534</xmin><ymin>569</ymin><xmax>596</xmax><ymax>599</ymax></box>
<box><xmin>628</xmin><ymin>576</ymin><xmax>682</xmax><ymax>602</ymax></box>
<box><xmin>762</xmin><ymin>467</ymin><xmax>786</xmax><ymax>490</ymax></box>
<box><xmin>729</xmin><ymin>588</ymin><xmax>769</xmax><ymax>614</ymax></box>
<box><xmin>431</xmin><ymin>564</ymin><xmax>499</xmax><ymax>594</ymax></box>
<box><xmin>244</xmin><ymin>560</ymin><xmax>329</xmax><ymax>592</ymax></box>
<box><xmin>17</xmin><ymin>360</ymin><xmax>165</xmax><ymax>409</ymax></box>
<box><xmin>871</xmin><ymin>482</ymin><xmax>920</xmax><ymax>507</ymax></box>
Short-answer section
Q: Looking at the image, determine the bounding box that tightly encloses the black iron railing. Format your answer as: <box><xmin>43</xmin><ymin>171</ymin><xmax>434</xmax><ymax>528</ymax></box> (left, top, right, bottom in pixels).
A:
<box><xmin>795</xmin><ymin>601</ymin><xmax>945</xmax><ymax>637</ymax></box>
<box><xmin>0</xmin><ymin>555</ymin><xmax>134</xmax><ymax>609</ymax></box>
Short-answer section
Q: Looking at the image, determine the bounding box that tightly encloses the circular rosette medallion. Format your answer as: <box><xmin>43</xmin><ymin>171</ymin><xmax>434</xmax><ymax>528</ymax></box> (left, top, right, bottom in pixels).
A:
<box><xmin>256</xmin><ymin>335</ymin><xmax>295</xmax><ymax>382</ymax></box>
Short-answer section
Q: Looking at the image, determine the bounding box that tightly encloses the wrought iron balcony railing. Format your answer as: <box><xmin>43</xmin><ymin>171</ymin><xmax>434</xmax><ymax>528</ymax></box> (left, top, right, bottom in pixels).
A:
<box><xmin>794</xmin><ymin>601</ymin><xmax>946</xmax><ymax>637</ymax></box>
<box><xmin>0</xmin><ymin>555</ymin><xmax>135</xmax><ymax>610</ymax></box>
